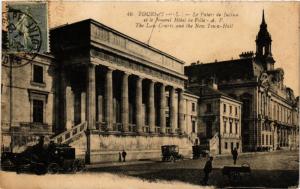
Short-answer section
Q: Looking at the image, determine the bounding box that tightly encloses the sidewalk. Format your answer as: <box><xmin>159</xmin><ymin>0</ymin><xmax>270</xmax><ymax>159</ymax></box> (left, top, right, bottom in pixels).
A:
<box><xmin>86</xmin><ymin>159</ymin><xmax>160</xmax><ymax>169</ymax></box>
<box><xmin>215</xmin><ymin>149</ymin><xmax>297</xmax><ymax>158</ymax></box>
<box><xmin>86</xmin><ymin>149</ymin><xmax>296</xmax><ymax>169</ymax></box>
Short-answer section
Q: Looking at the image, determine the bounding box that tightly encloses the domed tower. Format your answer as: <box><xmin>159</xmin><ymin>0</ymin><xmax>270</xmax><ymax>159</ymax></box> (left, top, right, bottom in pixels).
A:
<box><xmin>255</xmin><ymin>10</ymin><xmax>275</xmax><ymax>70</ymax></box>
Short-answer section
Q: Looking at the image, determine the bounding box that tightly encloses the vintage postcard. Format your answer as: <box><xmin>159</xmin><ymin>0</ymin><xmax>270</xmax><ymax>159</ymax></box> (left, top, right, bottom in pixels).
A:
<box><xmin>0</xmin><ymin>1</ymin><xmax>299</xmax><ymax>189</ymax></box>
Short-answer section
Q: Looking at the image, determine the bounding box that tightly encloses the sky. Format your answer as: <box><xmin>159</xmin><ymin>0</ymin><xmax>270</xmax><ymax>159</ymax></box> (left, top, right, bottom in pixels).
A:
<box><xmin>48</xmin><ymin>2</ymin><xmax>299</xmax><ymax>95</ymax></box>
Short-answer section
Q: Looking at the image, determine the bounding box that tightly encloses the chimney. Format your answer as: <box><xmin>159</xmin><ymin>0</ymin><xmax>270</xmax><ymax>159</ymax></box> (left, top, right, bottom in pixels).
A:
<box><xmin>207</xmin><ymin>76</ymin><xmax>218</xmax><ymax>90</ymax></box>
<box><xmin>239</xmin><ymin>51</ymin><xmax>254</xmax><ymax>59</ymax></box>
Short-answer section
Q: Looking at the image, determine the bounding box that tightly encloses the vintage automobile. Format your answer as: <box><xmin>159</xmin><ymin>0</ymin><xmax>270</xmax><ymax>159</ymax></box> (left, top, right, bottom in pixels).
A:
<box><xmin>1</xmin><ymin>142</ymin><xmax>85</xmax><ymax>174</ymax></box>
<box><xmin>192</xmin><ymin>145</ymin><xmax>209</xmax><ymax>159</ymax></box>
<box><xmin>161</xmin><ymin>145</ymin><xmax>184</xmax><ymax>162</ymax></box>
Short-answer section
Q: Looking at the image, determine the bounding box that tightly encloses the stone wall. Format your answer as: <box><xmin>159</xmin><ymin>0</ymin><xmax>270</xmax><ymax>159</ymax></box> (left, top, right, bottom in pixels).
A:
<box><xmin>70</xmin><ymin>133</ymin><xmax>193</xmax><ymax>163</ymax></box>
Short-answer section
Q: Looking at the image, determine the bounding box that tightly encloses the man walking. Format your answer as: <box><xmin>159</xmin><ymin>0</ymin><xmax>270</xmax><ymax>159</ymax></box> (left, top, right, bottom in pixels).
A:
<box><xmin>232</xmin><ymin>147</ymin><xmax>238</xmax><ymax>165</ymax></box>
<box><xmin>202</xmin><ymin>156</ymin><xmax>213</xmax><ymax>185</ymax></box>
<box><xmin>122</xmin><ymin>150</ymin><xmax>127</xmax><ymax>162</ymax></box>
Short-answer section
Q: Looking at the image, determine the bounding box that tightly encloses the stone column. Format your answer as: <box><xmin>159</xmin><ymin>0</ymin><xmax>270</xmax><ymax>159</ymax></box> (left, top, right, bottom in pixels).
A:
<box><xmin>136</xmin><ymin>76</ymin><xmax>143</xmax><ymax>133</ymax></box>
<box><xmin>160</xmin><ymin>83</ymin><xmax>166</xmax><ymax>134</ymax></box>
<box><xmin>170</xmin><ymin>87</ymin><xmax>176</xmax><ymax>134</ymax></box>
<box><xmin>81</xmin><ymin>92</ymin><xmax>86</xmax><ymax>122</ymax></box>
<box><xmin>122</xmin><ymin>72</ymin><xmax>129</xmax><ymax>132</ymax></box>
<box><xmin>97</xmin><ymin>95</ymin><xmax>103</xmax><ymax>123</ymax></box>
<box><xmin>280</xmin><ymin>128</ymin><xmax>283</xmax><ymax>146</ymax></box>
<box><xmin>149</xmin><ymin>80</ymin><xmax>155</xmax><ymax>133</ymax></box>
<box><xmin>105</xmin><ymin>67</ymin><xmax>114</xmax><ymax>131</ymax></box>
<box><xmin>178</xmin><ymin>89</ymin><xmax>185</xmax><ymax>135</ymax></box>
<box><xmin>86</xmin><ymin>64</ymin><xmax>96</xmax><ymax>130</ymax></box>
<box><xmin>66</xmin><ymin>86</ymin><xmax>74</xmax><ymax>130</ymax></box>
<box><xmin>59</xmin><ymin>70</ymin><xmax>67</xmax><ymax>132</ymax></box>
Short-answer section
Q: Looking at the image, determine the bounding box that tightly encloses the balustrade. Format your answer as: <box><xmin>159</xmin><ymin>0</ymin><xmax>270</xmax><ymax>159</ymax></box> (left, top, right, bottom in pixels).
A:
<box><xmin>51</xmin><ymin>122</ymin><xmax>87</xmax><ymax>144</ymax></box>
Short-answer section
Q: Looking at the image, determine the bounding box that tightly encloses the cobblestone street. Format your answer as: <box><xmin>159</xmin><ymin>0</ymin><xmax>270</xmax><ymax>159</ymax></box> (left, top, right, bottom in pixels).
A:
<box><xmin>0</xmin><ymin>150</ymin><xmax>298</xmax><ymax>189</ymax></box>
<box><xmin>87</xmin><ymin>150</ymin><xmax>299</xmax><ymax>188</ymax></box>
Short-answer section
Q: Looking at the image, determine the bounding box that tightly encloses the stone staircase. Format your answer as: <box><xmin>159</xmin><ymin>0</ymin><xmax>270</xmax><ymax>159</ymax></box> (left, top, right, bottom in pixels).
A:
<box><xmin>50</xmin><ymin>122</ymin><xmax>87</xmax><ymax>145</ymax></box>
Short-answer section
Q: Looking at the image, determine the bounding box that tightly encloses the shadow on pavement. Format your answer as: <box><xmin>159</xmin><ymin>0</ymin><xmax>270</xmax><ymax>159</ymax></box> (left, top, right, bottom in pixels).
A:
<box><xmin>88</xmin><ymin>166</ymin><xmax>299</xmax><ymax>188</ymax></box>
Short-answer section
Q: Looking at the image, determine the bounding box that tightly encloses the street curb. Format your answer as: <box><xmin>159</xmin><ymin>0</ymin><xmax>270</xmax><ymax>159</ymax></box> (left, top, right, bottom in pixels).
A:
<box><xmin>86</xmin><ymin>160</ymin><xmax>159</xmax><ymax>168</ymax></box>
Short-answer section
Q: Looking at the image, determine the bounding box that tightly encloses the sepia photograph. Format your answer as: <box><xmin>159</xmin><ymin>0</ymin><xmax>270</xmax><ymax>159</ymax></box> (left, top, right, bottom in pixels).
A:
<box><xmin>0</xmin><ymin>1</ymin><xmax>299</xmax><ymax>189</ymax></box>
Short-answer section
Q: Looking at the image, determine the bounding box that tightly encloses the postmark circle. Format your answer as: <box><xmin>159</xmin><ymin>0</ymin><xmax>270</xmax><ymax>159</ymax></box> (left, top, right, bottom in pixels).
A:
<box><xmin>2</xmin><ymin>8</ymin><xmax>42</xmax><ymax>68</ymax></box>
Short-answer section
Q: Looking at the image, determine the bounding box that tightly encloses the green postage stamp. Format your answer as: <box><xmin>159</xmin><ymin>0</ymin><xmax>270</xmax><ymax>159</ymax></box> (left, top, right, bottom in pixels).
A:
<box><xmin>4</xmin><ymin>2</ymin><xmax>48</xmax><ymax>54</ymax></box>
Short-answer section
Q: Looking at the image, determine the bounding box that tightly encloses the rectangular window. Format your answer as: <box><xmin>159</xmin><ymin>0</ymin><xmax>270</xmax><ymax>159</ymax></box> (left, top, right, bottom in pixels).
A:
<box><xmin>206</xmin><ymin>103</ymin><xmax>211</xmax><ymax>113</ymax></box>
<box><xmin>235</xmin><ymin>107</ymin><xmax>238</xmax><ymax>115</ymax></box>
<box><xmin>235</xmin><ymin>122</ymin><xmax>238</xmax><ymax>134</ymax></box>
<box><xmin>231</xmin><ymin>142</ymin><xmax>234</xmax><ymax>150</ymax></box>
<box><xmin>223</xmin><ymin>104</ymin><xmax>226</xmax><ymax>113</ymax></box>
<box><xmin>192</xmin><ymin>121</ymin><xmax>196</xmax><ymax>133</ymax></box>
<box><xmin>33</xmin><ymin>100</ymin><xmax>43</xmax><ymax>123</ymax></box>
<box><xmin>236</xmin><ymin>142</ymin><xmax>239</xmax><ymax>149</ymax></box>
<box><xmin>206</xmin><ymin>121</ymin><xmax>212</xmax><ymax>138</ymax></box>
<box><xmin>192</xmin><ymin>103</ymin><xmax>195</xmax><ymax>112</ymax></box>
<box><xmin>262</xmin><ymin>134</ymin><xmax>264</xmax><ymax>145</ymax></box>
<box><xmin>270</xmin><ymin>135</ymin><xmax>272</xmax><ymax>145</ymax></box>
<box><xmin>266</xmin><ymin>135</ymin><xmax>268</xmax><ymax>145</ymax></box>
<box><xmin>33</xmin><ymin>65</ymin><xmax>43</xmax><ymax>83</ymax></box>
<box><xmin>229</xmin><ymin>122</ymin><xmax>232</xmax><ymax>133</ymax></box>
<box><xmin>230</xmin><ymin>106</ymin><xmax>232</xmax><ymax>114</ymax></box>
<box><xmin>225</xmin><ymin>142</ymin><xmax>228</xmax><ymax>149</ymax></box>
<box><xmin>223</xmin><ymin>121</ymin><xmax>227</xmax><ymax>133</ymax></box>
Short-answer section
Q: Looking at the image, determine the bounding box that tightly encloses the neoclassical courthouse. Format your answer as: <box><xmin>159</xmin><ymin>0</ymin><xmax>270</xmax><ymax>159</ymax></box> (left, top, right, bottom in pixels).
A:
<box><xmin>1</xmin><ymin>13</ymin><xmax>299</xmax><ymax>162</ymax></box>
<box><xmin>1</xmin><ymin>19</ymin><xmax>198</xmax><ymax>162</ymax></box>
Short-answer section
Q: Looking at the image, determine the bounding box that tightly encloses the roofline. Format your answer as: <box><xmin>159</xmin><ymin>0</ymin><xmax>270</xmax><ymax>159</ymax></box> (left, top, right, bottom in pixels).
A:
<box><xmin>220</xmin><ymin>95</ymin><xmax>242</xmax><ymax>104</ymax></box>
<box><xmin>51</xmin><ymin>18</ymin><xmax>186</xmax><ymax>65</ymax></box>
<box><xmin>183</xmin><ymin>91</ymin><xmax>200</xmax><ymax>99</ymax></box>
<box><xmin>201</xmin><ymin>93</ymin><xmax>242</xmax><ymax>104</ymax></box>
<box><xmin>186</xmin><ymin>57</ymin><xmax>254</xmax><ymax>68</ymax></box>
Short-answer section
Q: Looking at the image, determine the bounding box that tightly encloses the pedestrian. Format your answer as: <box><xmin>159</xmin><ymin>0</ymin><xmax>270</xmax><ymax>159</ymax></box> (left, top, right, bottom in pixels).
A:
<box><xmin>232</xmin><ymin>147</ymin><xmax>238</xmax><ymax>165</ymax></box>
<box><xmin>202</xmin><ymin>156</ymin><xmax>213</xmax><ymax>185</ymax></box>
<box><xmin>122</xmin><ymin>150</ymin><xmax>127</xmax><ymax>162</ymax></box>
<box><xmin>118</xmin><ymin>152</ymin><xmax>122</xmax><ymax>162</ymax></box>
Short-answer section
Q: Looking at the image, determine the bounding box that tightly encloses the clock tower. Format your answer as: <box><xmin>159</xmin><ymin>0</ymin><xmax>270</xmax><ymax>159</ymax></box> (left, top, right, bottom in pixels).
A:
<box><xmin>255</xmin><ymin>10</ymin><xmax>275</xmax><ymax>71</ymax></box>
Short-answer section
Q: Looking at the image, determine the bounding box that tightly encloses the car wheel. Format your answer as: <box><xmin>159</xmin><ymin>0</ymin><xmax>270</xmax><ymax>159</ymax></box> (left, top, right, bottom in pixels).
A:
<box><xmin>34</xmin><ymin>164</ymin><xmax>47</xmax><ymax>175</ymax></box>
<box><xmin>76</xmin><ymin>160</ymin><xmax>85</xmax><ymax>172</ymax></box>
<box><xmin>48</xmin><ymin>163</ymin><xmax>60</xmax><ymax>174</ymax></box>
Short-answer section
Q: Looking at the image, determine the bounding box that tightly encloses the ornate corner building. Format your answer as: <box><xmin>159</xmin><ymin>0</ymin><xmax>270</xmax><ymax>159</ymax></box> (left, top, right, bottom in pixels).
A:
<box><xmin>1</xmin><ymin>19</ymin><xmax>199</xmax><ymax>163</ymax></box>
<box><xmin>187</xmin><ymin>78</ymin><xmax>243</xmax><ymax>155</ymax></box>
<box><xmin>185</xmin><ymin>11</ymin><xmax>299</xmax><ymax>152</ymax></box>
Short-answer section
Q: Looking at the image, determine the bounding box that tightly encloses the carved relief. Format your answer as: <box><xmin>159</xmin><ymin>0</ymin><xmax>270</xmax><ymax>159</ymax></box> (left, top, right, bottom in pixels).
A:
<box><xmin>91</xmin><ymin>49</ymin><xmax>185</xmax><ymax>86</ymax></box>
<box><xmin>91</xmin><ymin>25</ymin><xmax>183</xmax><ymax>73</ymax></box>
<box><xmin>259</xmin><ymin>72</ymin><xmax>271</xmax><ymax>90</ymax></box>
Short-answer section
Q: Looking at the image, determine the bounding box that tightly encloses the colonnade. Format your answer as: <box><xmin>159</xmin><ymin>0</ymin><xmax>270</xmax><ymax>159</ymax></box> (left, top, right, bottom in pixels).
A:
<box><xmin>83</xmin><ymin>64</ymin><xmax>185</xmax><ymax>135</ymax></box>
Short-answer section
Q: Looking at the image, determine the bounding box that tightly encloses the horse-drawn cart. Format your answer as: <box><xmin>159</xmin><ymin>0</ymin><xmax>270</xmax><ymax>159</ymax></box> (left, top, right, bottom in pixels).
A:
<box><xmin>222</xmin><ymin>164</ymin><xmax>251</xmax><ymax>183</ymax></box>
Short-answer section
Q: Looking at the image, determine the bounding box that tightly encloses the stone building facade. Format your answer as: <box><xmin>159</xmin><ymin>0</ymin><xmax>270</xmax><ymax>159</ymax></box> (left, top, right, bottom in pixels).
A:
<box><xmin>182</xmin><ymin>92</ymin><xmax>199</xmax><ymax>145</ymax></box>
<box><xmin>1</xmin><ymin>53</ymin><xmax>56</xmax><ymax>152</ymax></box>
<box><xmin>185</xmin><ymin>12</ymin><xmax>299</xmax><ymax>151</ymax></box>
<box><xmin>1</xmin><ymin>19</ymin><xmax>198</xmax><ymax>163</ymax></box>
<box><xmin>188</xmin><ymin>79</ymin><xmax>242</xmax><ymax>154</ymax></box>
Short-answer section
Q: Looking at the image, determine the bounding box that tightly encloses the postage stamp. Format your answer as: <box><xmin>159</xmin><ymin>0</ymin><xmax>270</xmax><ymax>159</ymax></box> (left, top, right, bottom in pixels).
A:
<box><xmin>2</xmin><ymin>2</ymin><xmax>49</xmax><ymax>67</ymax></box>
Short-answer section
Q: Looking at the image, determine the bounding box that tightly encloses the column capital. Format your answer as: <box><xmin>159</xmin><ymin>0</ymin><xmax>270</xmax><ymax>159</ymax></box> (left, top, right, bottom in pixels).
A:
<box><xmin>87</xmin><ymin>63</ymin><xmax>96</xmax><ymax>69</ymax></box>
<box><xmin>159</xmin><ymin>82</ymin><xmax>166</xmax><ymax>87</ymax></box>
<box><xmin>123</xmin><ymin>71</ymin><xmax>131</xmax><ymax>76</ymax></box>
<box><xmin>136</xmin><ymin>75</ymin><xmax>145</xmax><ymax>80</ymax></box>
<box><xmin>107</xmin><ymin>66</ymin><xmax>115</xmax><ymax>72</ymax></box>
